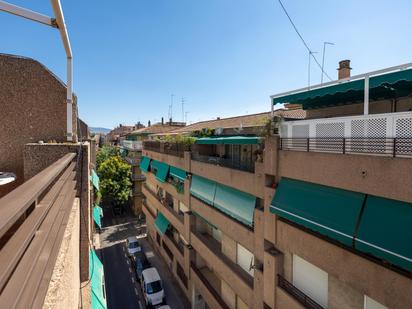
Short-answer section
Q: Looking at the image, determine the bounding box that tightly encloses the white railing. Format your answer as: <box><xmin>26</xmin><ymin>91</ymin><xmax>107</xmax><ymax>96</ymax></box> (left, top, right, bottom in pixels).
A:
<box><xmin>121</xmin><ymin>140</ymin><xmax>142</xmax><ymax>151</ymax></box>
<box><xmin>279</xmin><ymin>112</ymin><xmax>412</xmax><ymax>157</ymax></box>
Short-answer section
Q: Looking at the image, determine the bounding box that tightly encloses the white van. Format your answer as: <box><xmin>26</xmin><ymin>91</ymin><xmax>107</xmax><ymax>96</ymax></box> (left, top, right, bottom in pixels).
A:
<box><xmin>141</xmin><ymin>267</ymin><xmax>165</xmax><ymax>307</ymax></box>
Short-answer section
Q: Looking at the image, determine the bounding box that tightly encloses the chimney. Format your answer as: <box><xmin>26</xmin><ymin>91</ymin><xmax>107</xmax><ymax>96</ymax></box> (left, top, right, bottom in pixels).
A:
<box><xmin>338</xmin><ymin>60</ymin><xmax>351</xmax><ymax>80</ymax></box>
<box><xmin>161</xmin><ymin>117</ymin><xmax>164</xmax><ymax>125</ymax></box>
<box><xmin>217</xmin><ymin>117</ymin><xmax>220</xmax><ymax>120</ymax></box>
<box><xmin>148</xmin><ymin>120</ymin><xmax>151</xmax><ymax>127</ymax></box>
<box><xmin>169</xmin><ymin>118</ymin><xmax>172</xmax><ymax>125</ymax></box>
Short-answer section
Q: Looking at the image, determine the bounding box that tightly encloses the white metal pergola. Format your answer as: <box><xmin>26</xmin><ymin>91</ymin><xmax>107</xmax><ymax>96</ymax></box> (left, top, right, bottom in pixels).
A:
<box><xmin>0</xmin><ymin>0</ymin><xmax>73</xmax><ymax>141</ymax></box>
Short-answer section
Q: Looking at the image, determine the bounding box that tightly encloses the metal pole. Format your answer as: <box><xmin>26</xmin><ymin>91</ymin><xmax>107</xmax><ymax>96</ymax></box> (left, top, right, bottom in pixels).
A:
<box><xmin>364</xmin><ymin>76</ymin><xmax>370</xmax><ymax>115</ymax></box>
<box><xmin>321</xmin><ymin>42</ymin><xmax>334</xmax><ymax>84</ymax></box>
<box><xmin>0</xmin><ymin>1</ymin><xmax>55</xmax><ymax>26</ymax></box>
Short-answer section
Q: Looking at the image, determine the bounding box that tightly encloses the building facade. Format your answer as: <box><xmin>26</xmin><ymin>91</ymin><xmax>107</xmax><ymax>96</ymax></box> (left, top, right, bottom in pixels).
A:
<box><xmin>139</xmin><ymin>63</ymin><xmax>412</xmax><ymax>309</ymax></box>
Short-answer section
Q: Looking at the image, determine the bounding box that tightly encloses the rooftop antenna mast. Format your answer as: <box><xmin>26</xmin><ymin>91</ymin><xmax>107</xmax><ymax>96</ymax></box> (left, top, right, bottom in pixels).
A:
<box><xmin>181</xmin><ymin>97</ymin><xmax>185</xmax><ymax>122</ymax></box>
<box><xmin>321</xmin><ymin>42</ymin><xmax>335</xmax><ymax>84</ymax></box>
<box><xmin>308</xmin><ymin>51</ymin><xmax>318</xmax><ymax>89</ymax></box>
<box><xmin>169</xmin><ymin>93</ymin><xmax>175</xmax><ymax>120</ymax></box>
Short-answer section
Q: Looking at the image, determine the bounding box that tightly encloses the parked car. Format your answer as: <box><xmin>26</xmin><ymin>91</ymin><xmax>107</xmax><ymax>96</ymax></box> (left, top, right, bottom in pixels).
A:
<box><xmin>131</xmin><ymin>251</ymin><xmax>151</xmax><ymax>281</ymax></box>
<box><xmin>126</xmin><ymin>236</ymin><xmax>141</xmax><ymax>256</ymax></box>
<box><xmin>141</xmin><ymin>267</ymin><xmax>165</xmax><ymax>307</ymax></box>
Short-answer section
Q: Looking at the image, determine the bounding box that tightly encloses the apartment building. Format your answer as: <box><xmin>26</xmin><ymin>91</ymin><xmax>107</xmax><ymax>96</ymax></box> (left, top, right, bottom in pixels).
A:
<box><xmin>140</xmin><ymin>61</ymin><xmax>412</xmax><ymax>309</ymax></box>
<box><xmin>121</xmin><ymin>120</ymin><xmax>186</xmax><ymax>215</ymax></box>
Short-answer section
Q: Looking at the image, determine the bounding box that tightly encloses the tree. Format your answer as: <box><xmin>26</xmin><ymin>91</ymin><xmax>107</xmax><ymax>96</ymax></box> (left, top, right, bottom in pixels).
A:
<box><xmin>97</xmin><ymin>156</ymin><xmax>131</xmax><ymax>207</ymax></box>
<box><xmin>96</xmin><ymin>145</ymin><xmax>119</xmax><ymax>168</ymax></box>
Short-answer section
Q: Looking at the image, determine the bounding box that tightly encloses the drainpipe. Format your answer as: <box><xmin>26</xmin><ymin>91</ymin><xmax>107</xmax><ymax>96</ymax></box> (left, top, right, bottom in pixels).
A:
<box><xmin>50</xmin><ymin>0</ymin><xmax>73</xmax><ymax>141</ymax></box>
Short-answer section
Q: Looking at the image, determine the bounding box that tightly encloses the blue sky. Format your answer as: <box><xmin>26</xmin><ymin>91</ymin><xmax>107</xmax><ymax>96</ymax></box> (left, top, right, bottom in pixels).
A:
<box><xmin>1</xmin><ymin>1</ymin><xmax>412</xmax><ymax>128</ymax></box>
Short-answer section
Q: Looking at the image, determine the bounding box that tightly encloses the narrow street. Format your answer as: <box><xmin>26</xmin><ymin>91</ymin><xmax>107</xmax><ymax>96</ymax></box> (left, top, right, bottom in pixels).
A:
<box><xmin>98</xmin><ymin>206</ymin><xmax>190</xmax><ymax>309</ymax></box>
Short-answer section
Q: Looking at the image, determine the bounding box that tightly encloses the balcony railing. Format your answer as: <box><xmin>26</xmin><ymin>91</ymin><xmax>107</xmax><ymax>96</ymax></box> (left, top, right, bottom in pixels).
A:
<box><xmin>277</xmin><ymin>274</ymin><xmax>324</xmax><ymax>309</ymax></box>
<box><xmin>143</xmin><ymin>141</ymin><xmax>189</xmax><ymax>157</ymax></box>
<box><xmin>280</xmin><ymin>137</ymin><xmax>412</xmax><ymax>157</ymax></box>
<box><xmin>0</xmin><ymin>153</ymin><xmax>77</xmax><ymax>307</ymax></box>
<box><xmin>191</xmin><ymin>153</ymin><xmax>255</xmax><ymax>173</ymax></box>
<box><xmin>121</xmin><ymin>140</ymin><xmax>142</xmax><ymax>151</ymax></box>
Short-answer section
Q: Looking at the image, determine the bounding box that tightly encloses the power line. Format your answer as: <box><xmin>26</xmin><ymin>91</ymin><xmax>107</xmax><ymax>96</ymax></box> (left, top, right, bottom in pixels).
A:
<box><xmin>276</xmin><ymin>0</ymin><xmax>333</xmax><ymax>81</ymax></box>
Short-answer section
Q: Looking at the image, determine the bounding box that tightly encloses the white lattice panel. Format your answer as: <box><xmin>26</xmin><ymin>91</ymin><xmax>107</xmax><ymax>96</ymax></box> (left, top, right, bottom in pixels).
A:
<box><xmin>292</xmin><ymin>124</ymin><xmax>310</xmax><ymax>138</ymax></box>
<box><xmin>316</xmin><ymin>122</ymin><xmax>345</xmax><ymax>138</ymax></box>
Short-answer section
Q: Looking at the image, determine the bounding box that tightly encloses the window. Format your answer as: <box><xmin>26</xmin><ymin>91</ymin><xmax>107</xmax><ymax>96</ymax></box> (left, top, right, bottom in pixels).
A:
<box><xmin>292</xmin><ymin>254</ymin><xmax>328</xmax><ymax>308</ymax></box>
<box><xmin>212</xmin><ymin>227</ymin><xmax>222</xmax><ymax>243</ymax></box>
<box><xmin>236</xmin><ymin>243</ymin><xmax>254</xmax><ymax>277</ymax></box>
<box><xmin>364</xmin><ymin>296</ymin><xmax>388</xmax><ymax>309</ymax></box>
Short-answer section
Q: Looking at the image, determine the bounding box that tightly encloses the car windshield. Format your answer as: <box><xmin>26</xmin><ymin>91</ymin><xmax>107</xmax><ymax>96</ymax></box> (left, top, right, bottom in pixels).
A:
<box><xmin>146</xmin><ymin>280</ymin><xmax>162</xmax><ymax>294</ymax></box>
<box><xmin>128</xmin><ymin>241</ymin><xmax>139</xmax><ymax>249</ymax></box>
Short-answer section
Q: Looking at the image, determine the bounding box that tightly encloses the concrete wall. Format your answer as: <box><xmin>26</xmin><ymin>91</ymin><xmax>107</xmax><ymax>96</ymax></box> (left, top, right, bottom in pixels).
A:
<box><xmin>42</xmin><ymin>198</ymin><xmax>81</xmax><ymax>309</ymax></box>
<box><xmin>0</xmin><ymin>54</ymin><xmax>78</xmax><ymax>198</ymax></box>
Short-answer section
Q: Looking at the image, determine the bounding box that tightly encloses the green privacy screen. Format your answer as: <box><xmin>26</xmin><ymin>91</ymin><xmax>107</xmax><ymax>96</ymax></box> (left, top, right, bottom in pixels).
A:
<box><xmin>190</xmin><ymin>174</ymin><xmax>256</xmax><ymax>227</ymax></box>
<box><xmin>169</xmin><ymin>166</ymin><xmax>186</xmax><ymax>182</ymax></box>
<box><xmin>272</xmin><ymin>67</ymin><xmax>412</xmax><ymax>109</ymax></box>
<box><xmin>355</xmin><ymin>195</ymin><xmax>412</xmax><ymax>272</ymax></box>
<box><xmin>196</xmin><ymin>136</ymin><xmax>262</xmax><ymax>145</ymax></box>
<box><xmin>90</xmin><ymin>250</ymin><xmax>107</xmax><ymax>309</ymax></box>
<box><xmin>154</xmin><ymin>212</ymin><xmax>170</xmax><ymax>235</ymax></box>
<box><xmin>270</xmin><ymin>178</ymin><xmax>365</xmax><ymax>246</ymax></box>
<box><xmin>139</xmin><ymin>156</ymin><xmax>151</xmax><ymax>172</ymax></box>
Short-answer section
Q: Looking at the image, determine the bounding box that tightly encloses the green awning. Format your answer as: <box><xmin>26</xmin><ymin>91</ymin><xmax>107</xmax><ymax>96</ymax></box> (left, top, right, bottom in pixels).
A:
<box><xmin>170</xmin><ymin>166</ymin><xmax>186</xmax><ymax>182</ymax></box>
<box><xmin>270</xmin><ymin>178</ymin><xmax>365</xmax><ymax>246</ymax></box>
<box><xmin>93</xmin><ymin>206</ymin><xmax>102</xmax><ymax>229</ymax></box>
<box><xmin>154</xmin><ymin>161</ymin><xmax>170</xmax><ymax>183</ymax></box>
<box><xmin>196</xmin><ymin>136</ymin><xmax>262</xmax><ymax>145</ymax></box>
<box><xmin>190</xmin><ymin>175</ymin><xmax>217</xmax><ymax>205</ymax></box>
<box><xmin>272</xmin><ymin>68</ymin><xmax>412</xmax><ymax>109</ymax></box>
<box><xmin>90</xmin><ymin>250</ymin><xmax>107</xmax><ymax>309</ymax></box>
<box><xmin>91</xmin><ymin>170</ymin><xmax>100</xmax><ymax>191</ymax></box>
<box><xmin>214</xmin><ymin>183</ymin><xmax>256</xmax><ymax>227</ymax></box>
<box><xmin>140</xmin><ymin>156</ymin><xmax>151</xmax><ymax>172</ymax></box>
<box><xmin>154</xmin><ymin>212</ymin><xmax>170</xmax><ymax>235</ymax></box>
<box><xmin>355</xmin><ymin>195</ymin><xmax>412</xmax><ymax>272</ymax></box>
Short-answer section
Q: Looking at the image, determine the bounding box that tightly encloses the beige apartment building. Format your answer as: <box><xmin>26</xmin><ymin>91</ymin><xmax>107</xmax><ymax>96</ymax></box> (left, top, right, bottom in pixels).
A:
<box><xmin>139</xmin><ymin>61</ymin><xmax>412</xmax><ymax>309</ymax></box>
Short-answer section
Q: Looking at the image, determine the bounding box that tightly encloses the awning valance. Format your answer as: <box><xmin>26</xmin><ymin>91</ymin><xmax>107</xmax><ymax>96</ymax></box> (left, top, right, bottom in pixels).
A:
<box><xmin>90</xmin><ymin>250</ymin><xmax>107</xmax><ymax>309</ymax></box>
<box><xmin>196</xmin><ymin>136</ymin><xmax>262</xmax><ymax>145</ymax></box>
<box><xmin>214</xmin><ymin>183</ymin><xmax>256</xmax><ymax>227</ymax></box>
<box><xmin>190</xmin><ymin>174</ymin><xmax>257</xmax><ymax>227</ymax></box>
<box><xmin>355</xmin><ymin>195</ymin><xmax>412</xmax><ymax>272</ymax></box>
<box><xmin>170</xmin><ymin>166</ymin><xmax>186</xmax><ymax>182</ymax></box>
<box><xmin>91</xmin><ymin>170</ymin><xmax>100</xmax><ymax>191</ymax></box>
<box><xmin>154</xmin><ymin>212</ymin><xmax>170</xmax><ymax>235</ymax></box>
<box><xmin>93</xmin><ymin>206</ymin><xmax>103</xmax><ymax>229</ymax></box>
<box><xmin>270</xmin><ymin>178</ymin><xmax>365</xmax><ymax>246</ymax></box>
<box><xmin>140</xmin><ymin>156</ymin><xmax>151</xmax><ymax>172</ymax></box>
<box><xmin>272</xmin><ymin>67</ymin><xmax>412</xmax><ymax>109</ymax></box>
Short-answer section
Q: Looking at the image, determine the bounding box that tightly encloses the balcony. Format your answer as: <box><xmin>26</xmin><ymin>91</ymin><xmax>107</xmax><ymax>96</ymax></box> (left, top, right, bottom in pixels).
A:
<box><xmin>143</xmin><ymin>141</ymin><xmax>189</xmax><ymax>158</ymax></box>
<box><xmin>190</xmin><ymin>231</ymin><xmax>254</xmax><ymax>306</ymax></box>
<box><xmin>191</xmin><ymin>152</ymin><xmax>255</xmax><ymax>173</ymax></box>
<box><xmin>190</xmin><ymin>262</ymin><xmax>230</xmax><ymax>309</ymax></box>
<box><xmin>124</xmin><ymin>156</ymin><xmax>140</xmax><ymax>166</ymax></box>
<box><xmin>277</xmin><ymin>274</ymin><xmax>324</xmax><ymax>309</ymax></box>
<box><xmin>279</xmin><ymin>111</ymin><xmax>412</xmax><ymax>158</ymax></box>
<box><xmin>121</xmin><ymin>139</ymin><xmax>142</xmax><ymax>151</ymax></box>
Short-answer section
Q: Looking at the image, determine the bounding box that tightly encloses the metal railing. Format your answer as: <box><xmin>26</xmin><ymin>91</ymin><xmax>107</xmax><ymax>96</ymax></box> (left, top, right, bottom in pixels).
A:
<box><xmin>191</xmin><ymin>153</ymin><xmax>255</xmax><ymax>173</ymax></box>
<box><xmin>0</xmin><ymin>153</ymin><xmax>77</xmax><ymax>308</ymax></box>
<box><xmin>280</xmin><ymin>138</ymin><xmax>412</xmax><ymax>157</ymax></box>
<box><xmin>143</xmin><ymin>140</ymin><xmax>161</xmax><ymax>152</ymax></box>
<box><xmin>121</xmin><ymin>140</ymin><xmax>142</xmax><ymax>151</ymax></box>
<box><xmin>278</xmin><ymin>274</ymin><xmax>324</xmax><ymax>309</ymax></box>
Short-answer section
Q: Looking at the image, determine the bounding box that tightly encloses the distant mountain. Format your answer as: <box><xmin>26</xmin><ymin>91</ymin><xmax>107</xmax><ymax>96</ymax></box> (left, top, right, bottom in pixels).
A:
<box><xmin>90</xmin><ymin>127</ymin><xmax>111</xmax><ymax>134</ymax></box>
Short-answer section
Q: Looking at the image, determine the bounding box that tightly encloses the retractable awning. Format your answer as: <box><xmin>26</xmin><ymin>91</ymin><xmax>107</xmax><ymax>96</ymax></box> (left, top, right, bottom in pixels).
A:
<box><xmin>169</xmin><ymin>166</ymin><xmax>186</xmax><ymax>182</ymax></box>
<box><xmin>90</xmin><ymin>250</ymin><xmax>107</xmax><ymax>309</ymax></box>
<box><xmin>190</xmin><ymin>175</ymin><xmax>217</xmax><ymax>205</ymax></box>
<box><xmin>93</xmin><ymin>206</ymin><xmax>103</xmax><ymax>229</ymax></box>
<box><xmin>190</xmin><ymin>174</ymin><xmax>257</xmax><ymax>227</ymax></box>
<box><xmin>272</xmin><ymin>67</ymin><xmax>412</xmax><ymax>109</ymax></box>
<box><xmin>154</xmin><ymin>212</ymin><xmax>170</xmax><ymax>235</ymax></box>
<box><xmin>91</xmin><ymin>169</ymin><xmax>100</xmax><ymax>191</ymax></box>
<box><xmin>153</xmin><ymin>160</ymin><xmax>169</xmax><ymax>183</ymax></box>
<box><xmin>140</xmin><ymin>156</ymin><xmax>151</xmax><ymax>172</ymax></box>
<box><xmin>355</xmin><ymin>195</ymin><xmax>412</xmax><ymax>272</ymax></box>
<box><xmin>196</xmin><ymin>136</ymin><xmax>262</xmax><ymax>145</ymax></box>
<box><xmin>214</xmin><ymin>183</ymin><xmax>256</xmax><ymax>227</ymax></box>
<box><xmin>270</xmin><ymin>178</ymin><xmax>365</xmax><ymax>246</ymax></box>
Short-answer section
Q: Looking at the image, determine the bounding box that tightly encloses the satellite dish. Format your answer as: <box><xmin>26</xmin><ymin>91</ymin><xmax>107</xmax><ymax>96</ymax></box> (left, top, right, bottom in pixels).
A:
<box><xmin>0</xmin><ymin>172</ymin><xmax>16</xmax><ymax>186</ymax></box>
